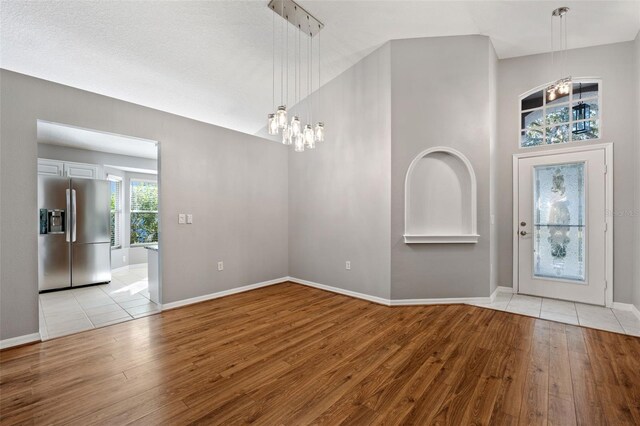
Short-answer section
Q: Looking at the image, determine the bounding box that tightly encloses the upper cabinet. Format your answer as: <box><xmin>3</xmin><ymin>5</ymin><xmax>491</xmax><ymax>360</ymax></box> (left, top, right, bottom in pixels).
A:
<box><xmin>37</xmin><ymin>158</ymin><xmax>65</xmax><ymax>177</ymax></box>
<box><xmin>38</xmin><ymin>158</ymin><xmax>103</xmax><ymax>179</ymax></box>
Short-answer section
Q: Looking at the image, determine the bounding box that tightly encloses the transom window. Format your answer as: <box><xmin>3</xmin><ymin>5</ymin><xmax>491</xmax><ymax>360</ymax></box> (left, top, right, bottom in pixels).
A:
<box><xmin>519</xmin><ymin>79</ymin><xmax>601</xmax><ymax>148</ymax></box>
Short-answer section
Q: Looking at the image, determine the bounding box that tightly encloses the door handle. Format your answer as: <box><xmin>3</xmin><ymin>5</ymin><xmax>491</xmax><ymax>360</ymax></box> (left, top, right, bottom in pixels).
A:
<box><xmin>520</xmin><ymin>230</ymin><xmax>529</xmax><ymax>236</ymax></box>
<box><xmin>71</xmin><ymin>189</ymin><xmax>77</xmax><ymax>242</ymax></box>
<box><xmin>65</xmin><ymin>189</ymin><xmax>70</xmax><ymax>242</ymax></box>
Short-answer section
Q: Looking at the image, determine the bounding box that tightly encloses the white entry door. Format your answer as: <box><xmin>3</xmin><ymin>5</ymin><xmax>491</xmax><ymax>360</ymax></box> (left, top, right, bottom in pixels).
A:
<box><xmin>516</xmin><ymin>148</ymin><xmax>609</xmax><ymax>305</ymax></box>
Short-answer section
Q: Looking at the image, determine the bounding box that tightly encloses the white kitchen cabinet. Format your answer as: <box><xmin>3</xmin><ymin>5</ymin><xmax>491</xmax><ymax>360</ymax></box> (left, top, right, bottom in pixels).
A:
<box><xmin>64</xmin><ymin>161</ymin><xmax>102</xmax><ymax>179</ymax></box>
<box><xmin>37</xmin><ymin>158</ymin><xmax>65</xmax><ymax>176</ymax></box>
<box><xmin>38</xmin><ymin>158</ymin><xmax>102</xmax><ymax>179</ymax></box>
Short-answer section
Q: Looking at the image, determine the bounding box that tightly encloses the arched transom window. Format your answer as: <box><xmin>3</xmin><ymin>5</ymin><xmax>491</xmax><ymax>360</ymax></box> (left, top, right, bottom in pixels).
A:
<box><xmin>519</xmin><ymin>79</ymin><xmax>601</xmax><ymax>148</ymax></box>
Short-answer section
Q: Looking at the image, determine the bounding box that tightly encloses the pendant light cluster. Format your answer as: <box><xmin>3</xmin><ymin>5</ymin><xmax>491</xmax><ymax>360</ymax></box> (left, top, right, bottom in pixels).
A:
<box><xmin>547</xmin><ymin>7</ymin><xmax>571</xmax><ymax>101</ymax></box>
<box><xmin>267</xmin><ymin>0</ymin><xmax>324</xmax><ymax>152</ymax></box>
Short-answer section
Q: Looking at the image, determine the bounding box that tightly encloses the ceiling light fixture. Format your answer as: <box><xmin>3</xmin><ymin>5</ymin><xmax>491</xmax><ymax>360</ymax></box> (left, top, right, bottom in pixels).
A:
<box><xmin>547</xmin><ymin>7</ymin><xmax>571</xmax><ymax>102</ymax></box>
<box><xmin>267</xmin><ymin>0</ymin><xmax>325</xmax><ymax>152</ymax></box>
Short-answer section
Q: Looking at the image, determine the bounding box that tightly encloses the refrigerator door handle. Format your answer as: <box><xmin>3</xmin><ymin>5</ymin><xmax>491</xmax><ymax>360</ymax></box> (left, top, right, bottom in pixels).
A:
<box><xmin>65</xmin><ymin>188</ymin><xmax>71</xmax><ymax>242</ymax></box>
<box><xmin>71</xmin><ymin>189</ymin><xmax>77</xmax><ymax>242</ymax></box>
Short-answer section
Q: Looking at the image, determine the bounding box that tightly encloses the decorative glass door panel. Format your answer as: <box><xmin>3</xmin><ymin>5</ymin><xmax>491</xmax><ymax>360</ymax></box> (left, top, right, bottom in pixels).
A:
<box><xmin>517</xmin><ymin>149</ymin><xmax>607</xmax><ymax>306</ymax></box>
<box><xmin>533</xmin><ymin>162</ymin><xmax>586</xmax><ymax>282</ymax></box>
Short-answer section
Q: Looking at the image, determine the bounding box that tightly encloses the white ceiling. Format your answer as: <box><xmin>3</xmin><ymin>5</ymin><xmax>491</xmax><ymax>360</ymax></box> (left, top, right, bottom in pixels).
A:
<box><xmin>3</xmin><ymin>1</ymin><xmax>639</xmax><ymax>135</ymax></box>
<box><xmin>37</xmin><ymin>120</ymin><xmax>158</xmax><ymax>159</ymax></box>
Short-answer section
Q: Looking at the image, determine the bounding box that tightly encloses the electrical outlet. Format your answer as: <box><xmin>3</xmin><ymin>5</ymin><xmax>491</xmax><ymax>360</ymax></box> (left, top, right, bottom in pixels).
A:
<box><xmin>178</xmin><ymin>213</ymin><xmax>186</xmax><ymax>224</ymax></box>
<box><xmin>217</xmin><ymin>261</ymin><xmax>224</xmax><ymax>271</ymax></box>
<box><xmin>346</xmin><ymin>261</ymin><xmax>351</xmax><ymax>270</ymax></box>
<box><xmin>186</xmin><ymin>214</ymin><xmax>193</xmax><ymax>224</ymax></box>
<box><xmin>122</xmin><ymin>255</ymin><xmax>126</xmax><ymax>263</ymax></box>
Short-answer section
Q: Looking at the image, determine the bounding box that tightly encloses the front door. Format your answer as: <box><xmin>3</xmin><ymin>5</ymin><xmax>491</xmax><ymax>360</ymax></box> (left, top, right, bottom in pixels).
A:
<box><xmin>516</xmin><ymin>148</ymin><xmax>608</xmax><ymax>305</ymax></box>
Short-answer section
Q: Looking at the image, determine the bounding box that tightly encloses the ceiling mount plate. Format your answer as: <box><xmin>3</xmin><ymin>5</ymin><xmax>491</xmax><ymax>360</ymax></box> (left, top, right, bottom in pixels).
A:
<box><xmin>268</xmin><ymin>0</ymin><xmax>324</xmax><ymax>37</ymax></box>
<box><xmin>552</xmin><ymin>7</ymin><xmax>570</xmax><ymax>17</ymax></box>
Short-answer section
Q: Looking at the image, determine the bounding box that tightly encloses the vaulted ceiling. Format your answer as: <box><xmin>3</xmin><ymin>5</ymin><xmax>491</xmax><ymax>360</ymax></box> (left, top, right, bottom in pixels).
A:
<box><xmin>1</xmin><ymin>1</ymin><xmax>638</xmax><ymax>135</ymax></box>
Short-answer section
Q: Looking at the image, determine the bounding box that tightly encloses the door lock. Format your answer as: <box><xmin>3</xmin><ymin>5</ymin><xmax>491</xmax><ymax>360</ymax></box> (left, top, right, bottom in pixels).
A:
<box><xmin>520</xmin><ymin>221</ymin><xmax>527</xmax><ymax>227</ymax></box>
<box><xmin>520</xmin><ymin>231</ymin><xmax>528</xmax><ymax>236</ymax></box>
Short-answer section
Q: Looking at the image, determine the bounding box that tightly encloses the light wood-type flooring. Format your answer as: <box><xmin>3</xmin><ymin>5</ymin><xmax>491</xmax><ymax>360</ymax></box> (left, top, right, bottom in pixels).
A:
<box><xmin>2</xmin><ymin>282</ymin><xmax>640</xmax><ymax>425</ymax></box>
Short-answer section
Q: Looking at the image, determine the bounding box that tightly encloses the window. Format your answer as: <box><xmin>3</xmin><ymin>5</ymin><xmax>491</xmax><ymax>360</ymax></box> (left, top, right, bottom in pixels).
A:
<box><xmin>520</xmin><ymin>79</ymin><xmax>600</xmax><ymax>148</ymax></box>
<box><xmin>108</xmin><ymin>176</ymin><xmax>122</xmax><ymax>249</ymax></box>
<box><xmin>130</xmin><ymin>179</ymin><xmax>158</xmax><ymax>245</ymax></box>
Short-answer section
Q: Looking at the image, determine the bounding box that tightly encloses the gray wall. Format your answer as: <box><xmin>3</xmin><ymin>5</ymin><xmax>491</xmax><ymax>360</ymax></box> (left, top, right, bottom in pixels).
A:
<box><xmin>389</xmin><ymin>36</ymin><xmax>494</xmax><ymax>299</ymax></box>
<box><xmin>288</xmin><ymin>43</ymin><xmax>392</xmax><ymax>299</ymax></box>
<box><xmin>497</xmin><ymin>41</ymin><xmax>638</xmax><ymax>303</ymax></box>
<box><xmin>0</xmin><ymin>70</ymin><xmax>289</xmax><ymax>341</ymax></box>
<box><xmin>634</xmin><ymin>31</ymin><xmax>640</xmax><ymax>310</ymax></box>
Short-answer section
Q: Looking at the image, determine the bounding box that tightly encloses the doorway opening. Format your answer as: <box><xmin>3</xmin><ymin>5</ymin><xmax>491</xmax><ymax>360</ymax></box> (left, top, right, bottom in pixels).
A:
<box><xmin>36</xmin><ymin>120</ymin><xmax>161</xmax><ymax>340</ymax></box>
<box><xmin>512</xmin><ymin>144</ymin><xmax>613</xmax><ymax>306</ymax></box>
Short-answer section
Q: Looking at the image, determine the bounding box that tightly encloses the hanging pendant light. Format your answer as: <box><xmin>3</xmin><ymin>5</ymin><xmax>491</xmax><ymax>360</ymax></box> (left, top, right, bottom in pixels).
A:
<box><xmin>294</xmin><ymin>133</ymin><xmax>305</xmax><ymax>152</ymax></box>
<box><xmin>291</xmin><ymin>115</ymin><xmax>301</xmax><ymax>136</ymax></box>
<box><xmin>303</xmin><ymin>124</ymin><xmax>315</xmax><ymax>149</ymax></box>
<box><xmin>314</xmin><ymin>122</ymin><xmax>324</xmax><ymax>142</ymax></box>
<box><xmin>282</xmin><ymin>124</ymin><xmax>293</xmax><ymax>145</ymax></box>
<box><xmin>267</xmin><ymin>0</ymin><xmax>325</xmax><ymax>151</ymax></box>
<box><xmin>546</xmin><ymin>7</ymin><xmax>572</xmax><ymax>101</ymax></box>
<box><xmin>267</xmin><ymin>114</ymin><xmax>278</xmax><ymax>135</ymax></box>
<box><xmin>276</xmin><ymin>105</ymin><xmax>288</xmax><ymax>129</ymax></box>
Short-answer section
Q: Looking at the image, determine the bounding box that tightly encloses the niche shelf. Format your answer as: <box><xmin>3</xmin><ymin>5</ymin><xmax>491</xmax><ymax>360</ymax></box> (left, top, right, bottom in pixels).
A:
<box><xmin>404</xmin><ymin>147</ymin><xmax>479</xmax><ymax>244</ymax></box>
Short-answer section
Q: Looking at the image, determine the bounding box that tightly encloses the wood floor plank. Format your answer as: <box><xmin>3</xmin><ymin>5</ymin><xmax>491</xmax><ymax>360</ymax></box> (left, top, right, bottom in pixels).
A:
<box><xmin>1</xmin><ymin>282</ymin><xmax>640</xmax><ymax>425</ymax></box>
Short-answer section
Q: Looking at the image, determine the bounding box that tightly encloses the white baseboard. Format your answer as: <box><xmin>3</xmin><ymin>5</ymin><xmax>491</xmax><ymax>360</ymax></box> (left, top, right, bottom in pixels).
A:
<box><xmin>288</xmin><ymin>276</ymin><xmax>494</xmax><ymax>307</ymax></box>
<box><xmin>162</xmin><ymin>277</ymin><xmax>287</xmax><ymax>310</ymax></box>
<box><xmin>390</xmin><ymin>296</ymin><xmax>491</xmax><ymax>306</ymax></box>
<box><xmin>288</xmin><ymin>277</ymin><xmax>391</xmax><ymax>306</ymax></box>
<box><xmin>496</xmin><ymin>286</ymin><xmax>514</xmax><ymax>293</ymax></box>
<box><xmin>612</xmin><ymin>302</ymin><xmax>640</xmax><ymax>320</ymax></box>
<box><xmin>0</xmin><ymin>332</ymin><xmax>41</xmax><ymax>350</ymax></box>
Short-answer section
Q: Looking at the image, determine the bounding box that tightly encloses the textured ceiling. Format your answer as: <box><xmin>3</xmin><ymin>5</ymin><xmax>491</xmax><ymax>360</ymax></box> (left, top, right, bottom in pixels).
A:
<box><xmin>2</xmin><ymin>1</ymin><xmax>639</xmax><ymax>135</ymax></box>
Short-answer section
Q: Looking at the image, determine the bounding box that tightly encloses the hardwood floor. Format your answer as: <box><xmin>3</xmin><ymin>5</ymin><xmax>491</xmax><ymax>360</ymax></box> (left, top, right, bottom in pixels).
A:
<box><xmin>1</xmin><ymin>282</ymin><xmax>639</xmax><ymax>425</ymax></box>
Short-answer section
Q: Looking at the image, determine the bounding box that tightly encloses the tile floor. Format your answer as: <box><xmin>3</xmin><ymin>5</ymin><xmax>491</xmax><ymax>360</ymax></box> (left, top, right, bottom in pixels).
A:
<box><xmin>472</xmin><ymin>291</ymin><xmax>640</xmax><ymax>336</ymax></box>
<box><xmin>39</xmin><ymin>263</ymin><xmax>160</xmax><ymax>340</ymax></box>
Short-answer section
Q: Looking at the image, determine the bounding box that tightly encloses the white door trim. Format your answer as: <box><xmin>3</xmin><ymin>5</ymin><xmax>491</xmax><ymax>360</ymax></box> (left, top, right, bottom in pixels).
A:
<box><xmin>512</xmin><ymin>143</ymin><xmax>614</xmax><ymax>307</ymax></box>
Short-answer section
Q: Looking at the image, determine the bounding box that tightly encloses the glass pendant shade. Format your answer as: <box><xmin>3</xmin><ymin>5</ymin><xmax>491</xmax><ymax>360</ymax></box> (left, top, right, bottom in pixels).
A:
<box><xmin>276</xmin><ymin>106</ymin><xmax>288</xmax><ymax>129</ymax></box>
<box><xmin>314</xmin><ymin>122</ymin><xmax>324</xmax><ymax>142</ymax></box>
<box><xmin>294</xmin><ymin>133</ymin><xmax>305</xmax><ymax>152</ymax></box>
<box><xmin>282</xmin><ymin>125</ymin><xmax>293</xmax><ymax>145</ymax></box>
<box><xmin>303</xmin><ymin>124</ymin><xmax>315</xmax><ymax>149</ymax></box>
<box><xmin>267</xmin><ymin>114</ymin><xmax>278</xmax><ymax>135</ymax></box>
<box><xmin>290</xmin><ymin>116</ymin><xmax>301</xmax><ymax>136</ymax></box>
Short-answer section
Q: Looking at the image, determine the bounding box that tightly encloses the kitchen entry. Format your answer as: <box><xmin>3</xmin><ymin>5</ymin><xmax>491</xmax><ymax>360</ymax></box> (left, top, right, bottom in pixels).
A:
<box><xmin>513</xmin><ymin>144</ymin><xmax>613</xmax><ymax>306</ymax></box>
<box><xmin>37</xmin><ymin>120</ymin><xmax>161</xmax><ymax>340</ymax></box>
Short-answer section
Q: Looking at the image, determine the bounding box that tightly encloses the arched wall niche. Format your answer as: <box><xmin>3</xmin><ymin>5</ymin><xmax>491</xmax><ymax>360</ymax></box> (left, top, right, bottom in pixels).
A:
<box><xmin>404</xmin><ymin>147</ymin><xmax>479</xmax><ymax>243</ymax></box>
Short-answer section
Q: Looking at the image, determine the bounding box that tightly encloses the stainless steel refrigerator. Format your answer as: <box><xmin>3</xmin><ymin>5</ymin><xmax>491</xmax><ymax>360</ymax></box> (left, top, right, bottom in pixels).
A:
<box><xmin>38</xmin><ymin>176</ymin><xmax>111</xmax><ymax>291</ymax></box>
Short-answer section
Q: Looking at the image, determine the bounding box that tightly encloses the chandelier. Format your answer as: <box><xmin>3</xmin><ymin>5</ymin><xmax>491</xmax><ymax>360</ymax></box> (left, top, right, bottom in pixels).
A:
<box><xmin>547</xmin><ymin>7</ymin><xmax>571</xmax><ymax>101</ymax></box>
<box><xmin>267</xmin><ymin>0</ymin><xmax>324</xmax><ymax>152</ymax></box>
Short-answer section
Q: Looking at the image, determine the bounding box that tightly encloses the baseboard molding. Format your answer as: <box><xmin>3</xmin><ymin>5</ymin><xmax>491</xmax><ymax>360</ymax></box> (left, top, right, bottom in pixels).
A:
<box><xmin>162</xmin><ymin>275</ymin><xmax>514</xmax><ymax>312</ymax></box>
<box><xmin>496</xmin><ymin>286</ymin><xmax>514</xmax><ymax>293</ymax></box>
<box><xmin>390</xmin><ymin>296</ymin><xmax>491</xmax><ymax>306</ymax></box>
<box><xmin>162</xmin><ymin>277</ymin><xmax>287</xmax><ymax>310</ymax></box>
<box><xmin>288</xmin><ymin>277</ymin><xmax>391</xmax><ymax>306</ymax></box>
<box><xmin>0</xmin><ymin>332</ymin><xmax>41</xmax><ymax>350</ymax></box>
<box><xmin>288</xmin><ymin>276</ymin><xmax>494</xmax><ymax>307</ymax></box>
<box><xmin>612</xmin><ymin>302</ymin><xmax>640</xmax><ymax>320</ymax></box>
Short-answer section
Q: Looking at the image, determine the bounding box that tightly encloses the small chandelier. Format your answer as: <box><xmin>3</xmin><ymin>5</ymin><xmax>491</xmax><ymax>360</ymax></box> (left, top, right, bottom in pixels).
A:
<box><xmin>267</xmin><ymin>0</ymin><xmax>325</xmax><ymax>152</ymax></box>
<box><xmin>546</xmin><ymin>7</ymin><xmax>571</xmax><ymax>101</ymax></box>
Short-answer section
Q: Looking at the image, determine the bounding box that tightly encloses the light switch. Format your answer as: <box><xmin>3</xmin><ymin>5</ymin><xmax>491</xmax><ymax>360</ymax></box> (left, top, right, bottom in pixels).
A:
<box><xmin>178</xmin><ymin>213</ymin><xmax>186</xmax><ymax>224</ymax></box>
<box><xmin>186</xmin><ymin>214</ymin><xmax>193</xmax><ymax>224</ymax></box>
